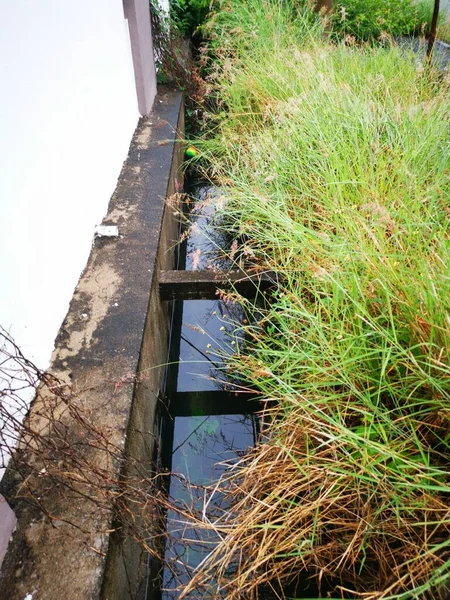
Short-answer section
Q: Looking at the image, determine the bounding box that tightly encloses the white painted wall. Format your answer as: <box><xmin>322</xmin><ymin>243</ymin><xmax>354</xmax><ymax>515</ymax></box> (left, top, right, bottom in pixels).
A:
<box><xmin>159</xmin><ymin>0</ymin><xmax>170</xmax><ymax>14</ymax></box>
<box><xmin>0</xmin><ymin>0</ymin><xmax>140</xmax><ymax>368</ymax></box>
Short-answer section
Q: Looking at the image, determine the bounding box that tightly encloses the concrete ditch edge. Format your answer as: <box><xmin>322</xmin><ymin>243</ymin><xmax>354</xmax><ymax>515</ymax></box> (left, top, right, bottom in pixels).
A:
<box><xmin>0</xmin><ymin>87</ymin><xmax>184</xmax><ymax>600</ymax></box>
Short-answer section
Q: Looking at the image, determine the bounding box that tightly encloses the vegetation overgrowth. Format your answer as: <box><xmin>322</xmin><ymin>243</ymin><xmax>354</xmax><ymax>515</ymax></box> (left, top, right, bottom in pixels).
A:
<box><xmin>181</xmin><ymin>0</ymin><xmax>450</xmax><ymax>598</ymax></box>
<box><xmin>330</xmin><ymin>0</ymin><xmax>445</xmax><ymax>42</ymax></box>
<box><xmin>170</xmin><ymin>0</ymin><xmax>211</xmax><ymax>37</ymax></box>
<box><xmin>150</xmin><ymin>1</ymin><xmax>207</xmax><ymax>123</ymax></box>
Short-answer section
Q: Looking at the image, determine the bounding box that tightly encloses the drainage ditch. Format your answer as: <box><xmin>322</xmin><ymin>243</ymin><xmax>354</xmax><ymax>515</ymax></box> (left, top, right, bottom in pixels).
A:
<box><xmin>151</xmin><ymin>182</ymin><xmax>331</xmax><ymax>599</ymax></box>
<box><xmin>152</xmin><ymin>183</ymin><xmax>260</xmax><ymax>599</ymax></box>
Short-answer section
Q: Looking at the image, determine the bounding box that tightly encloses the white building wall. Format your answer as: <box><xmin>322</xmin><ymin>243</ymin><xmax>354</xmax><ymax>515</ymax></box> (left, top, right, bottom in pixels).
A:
<box><xmin>0</xmin><ymin>0</ymin><xmax>140</xmax><ymax>368</ymax></box>
<box><xmin>159</xmin><ymin>0</ymin><xmax>170</xmax><ymax>14</ymax></box>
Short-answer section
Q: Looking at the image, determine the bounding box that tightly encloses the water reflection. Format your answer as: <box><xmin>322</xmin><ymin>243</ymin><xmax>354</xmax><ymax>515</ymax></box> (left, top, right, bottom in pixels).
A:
<box><xmin>161</xmin><ymin>184</ymin><xmax>257</xmax><ymax>598</ymax></box>
<box><xmin>173</xmin><ymin>184</ymin><xmax>245</xmax><ymax>393</ymax></box>
<box><xmin>177</xmin><ymin>299</ymin><xmax>242</xmax><ymax>392</ymax></box>
<box><xmin>162</xmin><ymin>413</ymin><xmax>256</xmax><ymax>599</ymax></box>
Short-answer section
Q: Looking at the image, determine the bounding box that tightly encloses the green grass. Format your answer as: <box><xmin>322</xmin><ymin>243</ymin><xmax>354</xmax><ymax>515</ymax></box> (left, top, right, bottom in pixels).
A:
<box><xmin>330</xmin><ymin>0</ymin><xmax>448</xmax><ymax>41</ymax></box>
<box><xmin>180</xmin><ymin>1</ymin><xmax>450</xmax><ymax>598</ymax></box>
<box><xmin>437</xmin><ymin>14</ymin><xmax>450</xmax><ymax>44</ymax></box>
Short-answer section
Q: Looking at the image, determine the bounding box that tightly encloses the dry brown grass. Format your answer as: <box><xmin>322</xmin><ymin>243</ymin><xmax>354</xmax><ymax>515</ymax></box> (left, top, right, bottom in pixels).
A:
<box><xmin>177</xmin><ymin>398</ymin><xmax>450</xmax><ymax>599</ymax></box>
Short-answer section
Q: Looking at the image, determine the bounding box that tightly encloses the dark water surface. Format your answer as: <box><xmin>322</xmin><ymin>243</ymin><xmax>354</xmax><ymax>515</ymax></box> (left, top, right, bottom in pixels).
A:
<box><xmin>161</xmin><ymin>411</ymin><xmax>256</xmax><ymax>599</ymax></box>
<box><xmin>159</xmin><ymin>185</ymin><xmax>258</xmax><ymax>598</ymax></box>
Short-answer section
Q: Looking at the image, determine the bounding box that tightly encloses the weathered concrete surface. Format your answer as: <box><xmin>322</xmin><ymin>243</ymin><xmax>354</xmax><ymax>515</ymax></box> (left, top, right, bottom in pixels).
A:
<box><xmin>0</xmin><ymin>495</ymin><xmax>16</xmax><ymax>570</ymax></box>
<box><xmin>0</xmin><ymin>87</ymin><xmax>184</xmax><ymax>600</ymax></box>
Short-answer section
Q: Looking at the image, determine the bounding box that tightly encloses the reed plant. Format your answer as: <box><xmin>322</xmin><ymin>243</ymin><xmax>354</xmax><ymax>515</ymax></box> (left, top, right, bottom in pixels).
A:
<box><xmin>182</xmin><ymin>0</ymin><xmax>450</xmax><ymax>598</ymax></box>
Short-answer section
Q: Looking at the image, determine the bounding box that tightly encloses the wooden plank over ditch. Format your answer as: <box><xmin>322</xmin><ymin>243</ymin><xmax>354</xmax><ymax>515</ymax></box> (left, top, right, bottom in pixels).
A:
<box><xmin>170</xmin><ymin>391</ymin><xmax>261</xmax><ymax>416</ymax></box>
<box><xmin>159</xmin><ymin>269</ymin><xmax>277</xmax><ymax>300</ymax></box>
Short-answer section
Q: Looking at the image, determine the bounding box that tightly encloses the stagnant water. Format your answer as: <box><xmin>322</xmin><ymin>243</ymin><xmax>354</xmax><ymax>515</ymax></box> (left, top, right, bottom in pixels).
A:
<box><xmin>146</xmin><ymin>184</ymin><xmax>341</xmax><ymax>600</ymax></box>
<box><xmin>157</xmin><ymin>185</ymin><xmax>259</xmax><ymax>599</ymax></box>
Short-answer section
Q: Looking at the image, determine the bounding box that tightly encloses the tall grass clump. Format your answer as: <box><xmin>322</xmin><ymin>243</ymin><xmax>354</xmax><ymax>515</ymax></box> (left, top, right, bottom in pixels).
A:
<box><xmin>181</xmin><ymin>0</ymin><xmax>450</xmax><ymax>598</ymax></box>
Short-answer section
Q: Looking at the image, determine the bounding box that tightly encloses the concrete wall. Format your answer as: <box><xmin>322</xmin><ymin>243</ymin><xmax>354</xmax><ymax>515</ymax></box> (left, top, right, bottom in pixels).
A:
<box><xmin>0</xmin><ymin>0</ymin><xmax>140</xmax><ymax>369</ymax></box>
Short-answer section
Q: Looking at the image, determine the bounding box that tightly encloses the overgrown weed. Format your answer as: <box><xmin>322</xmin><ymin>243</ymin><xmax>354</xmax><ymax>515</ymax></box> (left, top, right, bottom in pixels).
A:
<box><xmin>330</xmin><ymin>0</ymin><xmax>446</xmax><ymax>42</ymax></box>
<box><xmin>181</xmin><ymin>0</ymin><xmax>450</xmax><ymax>598</ymax></box>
